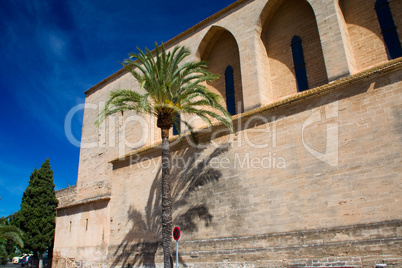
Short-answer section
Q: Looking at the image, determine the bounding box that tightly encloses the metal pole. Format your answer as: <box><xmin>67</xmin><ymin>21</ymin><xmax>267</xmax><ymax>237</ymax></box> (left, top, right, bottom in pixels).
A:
<box><xmin>176</xmin><ymin>240</ymin><xmax>179</xmax><ymax>268</ymax></box>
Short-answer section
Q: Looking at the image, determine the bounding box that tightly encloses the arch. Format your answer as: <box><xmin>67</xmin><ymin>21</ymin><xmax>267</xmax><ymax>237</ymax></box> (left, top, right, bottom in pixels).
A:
<box><xmin>256</xmin><ymin>0</ymin><xmax>287</xmax><ymax>36</ymax></box>
<box><xmin>339</xmin><ymin>0</ymin><xmax>402</xmax><ymax>71</ymax></box>
<box><xmin>198</xmin><ymin>27</ymin><xmax>244</xmax><ymax>114</ymax></box>
<box><xmin>260</xmin><ymin>0</ymin><xmax>328</xmax><ymax>100</ymax></box>
<box><xmin>196</xmin><ymin>26</ymin><xmax>227</xmax><ymax>61</ymax></box>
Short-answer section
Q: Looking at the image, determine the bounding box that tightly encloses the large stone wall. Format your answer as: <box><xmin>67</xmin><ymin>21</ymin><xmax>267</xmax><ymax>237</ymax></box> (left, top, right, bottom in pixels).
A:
<box><xmin>105</xmin><ymin>63</ymin><xmax>402</xmax><ymax>267</ymax></box>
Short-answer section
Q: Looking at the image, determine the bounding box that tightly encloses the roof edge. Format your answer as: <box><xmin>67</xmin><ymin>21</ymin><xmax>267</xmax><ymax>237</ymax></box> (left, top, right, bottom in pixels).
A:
<box><xmin>84</xmin><ymin>0</ymin><xmax>252</xmax><ymax>96</ymax></box>
<box><xmin>57</xmin><ymin>195</ymin><xmax>111</xmax><ymax>210</ymax></box>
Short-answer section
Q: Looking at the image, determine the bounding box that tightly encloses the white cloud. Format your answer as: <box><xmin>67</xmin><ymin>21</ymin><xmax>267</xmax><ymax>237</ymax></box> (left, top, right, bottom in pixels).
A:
<box><xmin>48</xmin><ymin>33</ymin><xmax>68</xmax><ymax>57</ymax></box>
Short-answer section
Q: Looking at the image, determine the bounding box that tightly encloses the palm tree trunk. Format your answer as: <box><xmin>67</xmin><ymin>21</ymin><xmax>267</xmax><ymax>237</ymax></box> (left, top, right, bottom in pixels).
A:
<box><xmin>161</xmin><ymin>128</ymin><xmax>173</xmax><ymax>268</ymax></box>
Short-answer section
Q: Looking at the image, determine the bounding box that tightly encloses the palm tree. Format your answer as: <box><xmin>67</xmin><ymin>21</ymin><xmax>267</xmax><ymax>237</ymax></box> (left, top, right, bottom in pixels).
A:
<box><xmin>96</xmin><ymin>43</ymin><xmax>232</xmax><ymax>267</ymax></box>
<box><xmin>0</xmin><ymin>225</ymin><xmax>24</xmax><ymax>248</ymax></box>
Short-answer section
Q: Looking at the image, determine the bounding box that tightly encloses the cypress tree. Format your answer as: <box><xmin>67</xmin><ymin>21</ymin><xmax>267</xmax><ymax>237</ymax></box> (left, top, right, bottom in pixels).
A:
<box><xmin>20</xmin><ymin>159</ymin><xmax>58</xmax><ymax>265</ymax></box>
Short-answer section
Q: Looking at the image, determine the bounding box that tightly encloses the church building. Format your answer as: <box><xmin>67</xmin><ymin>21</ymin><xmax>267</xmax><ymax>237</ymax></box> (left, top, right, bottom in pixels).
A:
<box><xmin>53</xmin><ymin>0</ymin><xmax>402</xmax><ymax>267</ymax></box>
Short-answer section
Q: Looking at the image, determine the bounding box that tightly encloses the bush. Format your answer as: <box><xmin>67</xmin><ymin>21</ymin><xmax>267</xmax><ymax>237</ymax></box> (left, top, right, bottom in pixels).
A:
<box><xmin>0</xmin><ymin>246</ymin><xmax>8</xmax><ymax>265</ymax></box>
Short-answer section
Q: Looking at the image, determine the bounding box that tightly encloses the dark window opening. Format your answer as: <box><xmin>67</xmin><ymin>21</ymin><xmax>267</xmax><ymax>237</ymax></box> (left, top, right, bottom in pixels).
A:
<box><xmin>69</xmin><ymin>221</ymin><xmax>72</xmax><ymax>232</ymax></box>
<box><xmin>225</xmin><ymin>66</ymin><xmax>236</xmax><ymax>115</ymax></box>
<box><xmin>173</xmin><ymin>114</ymin><xmax>180</xmax><ymax>135</ymax></box>
<box><xmin>291</xmin><ymin>36</ymin><xmax>309</xmax><ymax>92</ymax></box>
<box><xmin>375</xmin><ymin>0</ymin><xmax>402</xmax><ymax>59</ymax></box>
<box><xmin>85</xmin><ymin>219</ymin><xmax>88</xmax><ymax>231</ymax></box>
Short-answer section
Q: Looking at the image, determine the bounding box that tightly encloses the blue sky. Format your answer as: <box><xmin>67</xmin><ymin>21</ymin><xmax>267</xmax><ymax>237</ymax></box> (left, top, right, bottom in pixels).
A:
<box><xmin>0</xmin><ymin>0</ymin><xmax>236</xmax><ymax>217</ymax></box>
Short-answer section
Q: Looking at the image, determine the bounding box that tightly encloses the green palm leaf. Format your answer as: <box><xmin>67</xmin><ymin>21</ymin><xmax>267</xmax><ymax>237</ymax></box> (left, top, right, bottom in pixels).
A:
<box><xmin>0</xmin><ymin>225</ymin><xmax>24</xmax><ymax>248</ymax></box>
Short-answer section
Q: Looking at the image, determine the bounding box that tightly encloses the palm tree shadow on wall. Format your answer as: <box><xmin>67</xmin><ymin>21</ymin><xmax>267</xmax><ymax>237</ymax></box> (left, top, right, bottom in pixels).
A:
<box><xmin>111</xmin><ymin>143</ymin><xmax>231</xmax><ymax>267</ymax></box>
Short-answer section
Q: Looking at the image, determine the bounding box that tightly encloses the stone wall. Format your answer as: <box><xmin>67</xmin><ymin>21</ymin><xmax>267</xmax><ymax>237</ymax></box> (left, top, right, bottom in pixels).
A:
<box><xmin>55</xmin><ymin>186</ymin><xmax>76</xmax><ymax>208</ymax></box>
<box><xmin>201</xmin><ymin>29</ymin><xmax>244</xmax><ymax>114</ymax></box>
<box><xmin>105</xmin><ymin>63</ymin><xmax>402</xmax><ymax>267</ymax></box>
<box><xmin>53</xmin><ymin>198</ymin><xmax>111</xmax><ymax>265</ymax></box>
<box><xmin>340</xmin><ymin>0</ymin><xmax>402</xmax><ymax>72</ymax></box>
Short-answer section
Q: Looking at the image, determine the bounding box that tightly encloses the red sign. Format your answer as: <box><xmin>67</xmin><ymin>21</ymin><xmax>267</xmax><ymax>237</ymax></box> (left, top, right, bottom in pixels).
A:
<box><xmin>173</xmin><ymin>227</ymin><xmax>181</xmax><ymax>240</ymax></box>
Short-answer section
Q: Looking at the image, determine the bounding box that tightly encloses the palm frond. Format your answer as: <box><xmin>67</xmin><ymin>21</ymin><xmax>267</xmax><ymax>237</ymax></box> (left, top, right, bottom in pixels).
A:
<box><xmin>98</xmin><ymin>42</ymin><xmax>232</xmax><ymax>135</ymax></box>
<box><xmin>0</xmin><ymin>225</ymin><xmax>24</xmax><ymax>248</ymax></box>
<box><xmin>95</xmin><ymin>89</ymin><xmax>151</xmax><ymax>126</ymax></box>
<box><xmin>182</xmin><ymin>107</ymin><xmax>233</xmax><ymax>132</ymax></box>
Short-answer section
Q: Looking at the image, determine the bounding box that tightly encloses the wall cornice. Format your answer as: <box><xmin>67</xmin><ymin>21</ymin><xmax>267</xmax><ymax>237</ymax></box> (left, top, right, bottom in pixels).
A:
<box><xmin>57</xmin><ymin>194</ymin><xmax>111</xmax><ymax>210</ymax></box>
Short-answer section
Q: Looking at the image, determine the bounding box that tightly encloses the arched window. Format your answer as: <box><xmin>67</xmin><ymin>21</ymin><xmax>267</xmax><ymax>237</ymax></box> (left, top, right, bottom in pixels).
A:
<box><xmin>225</xmin><ymin>66</ymin><xmax>236</xmax><ymax>115</ymax></box>
<box><xmin>173</xmin><ymin>114</ymin><xmax>180</xmax><ymax>136</ymax></box>
<box><xmin>375</xmin><ymin>0</ymin><xmax>402</xmax><ymax>59</ymax></box>
<box><xmin>291</xmin><ymin>36</ymin><xmax>309</xmax><ymax>92</ymax></box>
